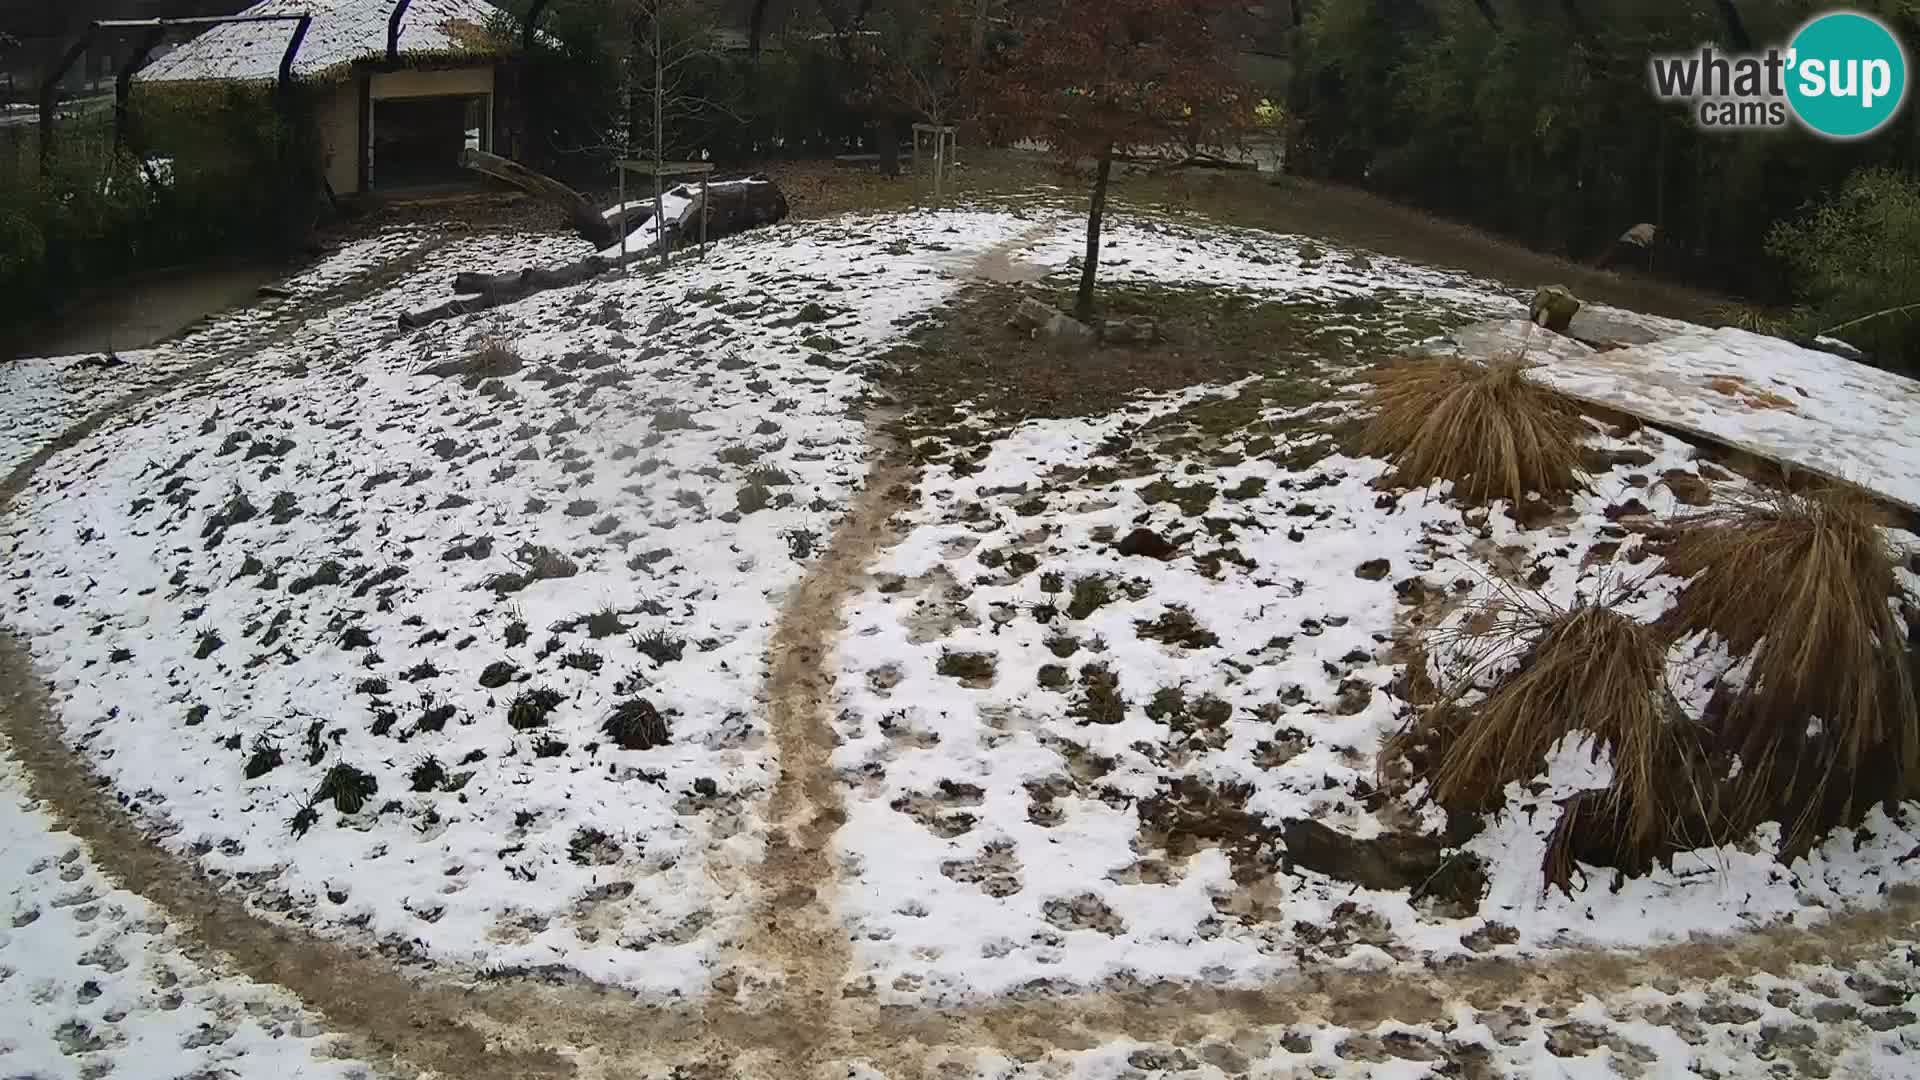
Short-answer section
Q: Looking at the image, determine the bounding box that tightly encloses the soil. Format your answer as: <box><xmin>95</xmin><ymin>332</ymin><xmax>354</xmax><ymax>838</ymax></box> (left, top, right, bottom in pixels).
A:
<box><xmin>5</xmin><ymin>263</ymin><xmax>285</xmax><ymax>361</ymax></box>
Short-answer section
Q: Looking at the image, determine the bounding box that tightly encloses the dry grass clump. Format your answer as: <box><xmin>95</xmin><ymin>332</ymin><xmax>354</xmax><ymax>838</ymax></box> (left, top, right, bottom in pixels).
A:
<box><xmin>1661</xmin><ymin>487</ymin><xmax>1916</xmax><ymax>848</ymax></box>
<box><xmin>1412</xmin><ymin>597</ymin><xmax>1705</xmax><ymax>861</ymax></box>
<box><xmin>1360</xmin><ymin>357</ymin><xmax>1588</xmax><ymax>503</ymax></box>
<box><xmin>421</xmin><ymin>338</ymin><xmax>525</xmax><ymax>383</ymax></box>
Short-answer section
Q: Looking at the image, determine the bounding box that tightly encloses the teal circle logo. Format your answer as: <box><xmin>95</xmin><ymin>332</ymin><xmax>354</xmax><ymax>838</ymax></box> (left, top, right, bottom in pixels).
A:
<box><xmin>1787</xmin><ymin>11</ymin><xmax>1909</xmax><ymax>139</ymax></box>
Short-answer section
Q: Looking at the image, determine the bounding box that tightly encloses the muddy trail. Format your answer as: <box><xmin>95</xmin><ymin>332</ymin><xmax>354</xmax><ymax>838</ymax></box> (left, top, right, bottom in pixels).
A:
<box><xmin>0</xmin><ymin>229</ymin><xmax>1917</xmax><ymax>1079</ymax></box>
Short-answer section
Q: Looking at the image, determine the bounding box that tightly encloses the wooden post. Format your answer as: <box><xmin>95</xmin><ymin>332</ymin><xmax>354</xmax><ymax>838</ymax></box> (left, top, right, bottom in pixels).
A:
<box><xmin>654</xmin><ymin>174</ymin><xmax>666</xmax><ymax>269</ymax></box>
<box><xmin>618</xmin><ymin>164</ymin><xmax>627</xmax><ymax>259</ymax></box>
<box><xmin>700</xmin><ymin>175</ymin><xmax>709</xmax><ymax>256</ymax></box>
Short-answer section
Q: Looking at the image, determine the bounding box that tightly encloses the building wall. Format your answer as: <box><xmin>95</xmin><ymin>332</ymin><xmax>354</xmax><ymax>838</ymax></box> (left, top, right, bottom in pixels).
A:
<box><xmin>316</xmin><ymin>78</ymin><xmax>361</xmax><ymax>196</ymax></box>
<box><xmin>316</xmin><ymin>66</ymin><xmax>497</xmax><ymax>195</ymax></box>
<box><xmin>369</xmin><ymin>66</ymin><xmax>493</xmax><ymax>102</ymax></box>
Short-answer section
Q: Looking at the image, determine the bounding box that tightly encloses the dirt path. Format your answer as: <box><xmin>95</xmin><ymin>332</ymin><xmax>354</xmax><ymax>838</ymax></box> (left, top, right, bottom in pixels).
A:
<box><xmin>719</xmin><ymin>433</ymin><xmax>914</xmax><ymax>1077</ymax></box>
<box><xmin>0</xmin><ymin>223</ymin><xmax>1916</xmax><ymax>1080</ymax></box>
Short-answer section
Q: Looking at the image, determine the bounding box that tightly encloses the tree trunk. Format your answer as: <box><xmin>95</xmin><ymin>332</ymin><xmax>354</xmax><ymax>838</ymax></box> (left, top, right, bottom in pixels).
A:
<box><xmin>1710</xmin><ymin>0</ymin><xmax>1751</xmax><ymax>51</ymax></box>
<box><xmin>461</xmin><ymin>149</ymin><xmax>615</xmax><ymax>249</ymax></box>
<box><xmin>405</xmin><ymin>179</ymin><xmax>791</xmax><ymax>329</ymax></box>
<box><xmin>748</xmin><ymin>0</ymin><xmax>772</xmax><ymax>58</ymax></box>
<box><xmin>1075</xmin><ymin>144</ymin><xmax>1113</xmax><ymax>323</ymax></box>
<box><xmin>878</xmin><ymin>115</ymin><xmax>900</xmax><ymax>178</ymax></box>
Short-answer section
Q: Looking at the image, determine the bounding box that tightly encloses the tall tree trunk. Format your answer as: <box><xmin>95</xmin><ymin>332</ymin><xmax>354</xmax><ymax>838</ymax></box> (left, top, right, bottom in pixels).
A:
<box><xmin>1710</xmin><ymin>0</ymin><xmax>1751</xmax><ymax>51</ymax></box>
<box><xmin>748</xmin><ymin>0</ymin><xmax>771</xmax><ymax>58</ymax></box>
<box><xmin>972</xmin><ymin>0</ymin><xmax>992</xmax><ymax>58</ymax></box>
<box><xmin>1076</xmin><ymin>144</ymin><xmax>1113</xmax><ymax>323</ymax></box>
<box><xmin>878</xmin><ymin>115</ymin><xmax>899</xmax><ymax>177</ymax></box>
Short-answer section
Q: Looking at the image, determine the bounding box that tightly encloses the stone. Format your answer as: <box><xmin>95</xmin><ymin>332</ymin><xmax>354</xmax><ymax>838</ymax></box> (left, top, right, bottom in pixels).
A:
<box><xmin>1101</xmin><ymin>316</ymin><xmax>1159</xmax><ymax>346</ymax></box>
<box><xmin>1043</xmin><ymin>312</ymin><xmax>1096</xmax><ymax>348</ymax></box>
<box><xmin>1530</xmin><ymin>285</ymin><xmax>1582</xmax><ymax>334</ymax></box>
<box><xmin>1009</xmin><ymin>297</ymin><xmax>1056</xmax><ymax>332</ymax></box>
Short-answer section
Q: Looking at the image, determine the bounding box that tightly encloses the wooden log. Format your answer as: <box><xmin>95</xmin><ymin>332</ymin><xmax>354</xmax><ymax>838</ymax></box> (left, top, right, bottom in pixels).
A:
<box><xmin>402</xmin><ymin>177</ymin><xmax>791</xmax><ymax>331</ymax></box>
<box><xmin>460</xmin><ymin>148</ymin><xmax>616</xmax><ymax>250</ymax></box>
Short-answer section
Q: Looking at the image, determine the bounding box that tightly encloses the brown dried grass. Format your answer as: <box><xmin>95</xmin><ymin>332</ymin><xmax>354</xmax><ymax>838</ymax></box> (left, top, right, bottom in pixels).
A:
<box><xmin>1415</xmin><ymin>596</ymin><xmax>1704</xmax><ymax>857</ymax></box>
<box><xmin>1661</xmin><ymin>486</ymin><xmax>1916</xmax><ymax>848</ymax></box>
<box><xmin>1360</xmin><ymin>357</ymin><xmax>1588</xmax><ymax>503</ymax></box>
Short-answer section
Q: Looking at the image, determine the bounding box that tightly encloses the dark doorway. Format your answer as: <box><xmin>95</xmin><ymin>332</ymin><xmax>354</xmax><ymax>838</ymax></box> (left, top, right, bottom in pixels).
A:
<box><xmin>371</xmin><ymin>95</ymin><xmax>488</xmax><ymax>189</ymax></box>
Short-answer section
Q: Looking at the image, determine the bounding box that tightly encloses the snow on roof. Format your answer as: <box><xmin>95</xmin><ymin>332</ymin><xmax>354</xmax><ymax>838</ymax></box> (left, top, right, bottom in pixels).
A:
<box><xmin>138</xmin><ymin>0</ymin><xmax>504</xmax><ymax>84</ymax></box>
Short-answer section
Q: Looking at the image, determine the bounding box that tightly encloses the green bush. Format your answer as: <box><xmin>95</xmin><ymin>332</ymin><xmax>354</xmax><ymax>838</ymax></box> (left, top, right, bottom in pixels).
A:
<box><xmin>1291</xmin><ymin>2</ymin><xmax>1920</xmax><ymax>308</ymax></box>
<box><xmin>0</xmin><ymin>83</ymin><xmax>319</xmax><ymax>337</ymax></box>
<box><xmin>1767</xmin><ymin>168</ymin><xmax>1920</xmax><ymax>371</ymax></box>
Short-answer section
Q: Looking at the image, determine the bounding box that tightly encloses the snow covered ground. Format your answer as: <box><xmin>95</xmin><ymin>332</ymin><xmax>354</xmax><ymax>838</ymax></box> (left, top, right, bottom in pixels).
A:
<box><xmin>825</xmin><ymin>217</ymin><xmax>1920</xmax><ymax>1004</ymax></box>
<box><xmin>1</xmin><ymin>209</ymin><xmax>1063</xmax><ymax>993</ymax></box>
<box><xmin>0</xmin><ymin>735</ymin><xmax>379</xmax><ymax>1080</ymax></box>
<box><xmin>4</xmin><ymin>205</ymin><xmax>1920</xmax><ymax>1076</ymax></box>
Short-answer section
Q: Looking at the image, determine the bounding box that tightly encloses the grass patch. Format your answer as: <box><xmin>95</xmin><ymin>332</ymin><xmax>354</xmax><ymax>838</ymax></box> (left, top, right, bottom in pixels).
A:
<box><xmin>1403</xmin><ymin>594</ymin><xmax>1708</xmax><ymax>891</ymax></box>
<box><xmin>936</xmin><ymin>650</ymin><xmax>998</xmax><ymax>685</ymax></box>
<box><xmin>422</xmin><ymin>338</ymin><xmax>524</xmax><ymax>383</ymax></box>
<box><xmin>507</xmin><ymin>686</ymin><xmax>565</xmax><ymax>730</ymax></box>
<box><xmin>585</xmin><ymin>605</ymin><xmax>629</xmax><ymax>639</ymax></box>
<box><xmin>409</xmin><ymin>756</ymin><xmax>446</xmax><ymax>792</ymax></box>
<box><xmin>633</xmin><ymin>629</ymin><xmax>685</xmax><ymax>665</ymax></box>
<box><xmin>1661</xmin><ymin>487</ymin><xmax>1916</xmax><ymax>850</ymax></box>
<box><xmin>1073</xmin><ymin>662</ymin><xmax>1127</xmax><ymax>725</ymax></box>
<box><xmin>313</xmin><ymin>763</ymin><xmax>378</xmax><ymax>814</ymax></box>
<box><xmin>561</xmin><ymin>648</ymin><xmax>604</xmax><ymax>673</ymax></box>
<box><xmin>1140</xmin><ymin>478</ymin><xmax>1217</xmax><ymax>517</ymax></box>
<box><xmin>1066</xmin><ymin>576</ymin><xmax>1113</xmax><ymax>620</ymax></box>
<box><xmin>878</xmin><ymin>283</ymin><xmax>1349</xmax><ymax>436</ymax></box>
<box><xmin>603</xmin><ymin>698</ymin><xmax>670</xmax><ymax>750</ymax></box>
<box><xmin>1359</xmin><ymin>357</ymin><xmax>1588</xmax><ymax>504</ymax></box>
<box><xmin>1134</xmin><ymin>606</ymin><xmax>1220</xmax><ymax>649</ymax></box>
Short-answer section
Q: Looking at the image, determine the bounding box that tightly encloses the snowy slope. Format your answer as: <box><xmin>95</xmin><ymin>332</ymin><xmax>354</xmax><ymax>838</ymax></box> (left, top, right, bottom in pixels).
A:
<box><xmin>0</xmin><ymin>210</ymin><xmax>1063</xmax><ymax>993</ymax></box>
<box><xmin>0</xmin><ymin>737</ymin><xmax>379</xmax><ymax>1080</ymax></box>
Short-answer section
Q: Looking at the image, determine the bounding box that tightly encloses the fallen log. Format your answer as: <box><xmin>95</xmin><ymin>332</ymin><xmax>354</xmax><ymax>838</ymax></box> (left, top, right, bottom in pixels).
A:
<box><xmin>461</xmin><ymin>148</ymin><xmax>616</xmax><ymax>250</ymax></box>
<box><xmin>402</xmin><ymin>254</ymin><xmax>626</xmax><ymax>329</ymax></box>
<box><xmin>399</xmin><ymin>176</ymin><xmax>791</xmax><ymax>331</ymax></box>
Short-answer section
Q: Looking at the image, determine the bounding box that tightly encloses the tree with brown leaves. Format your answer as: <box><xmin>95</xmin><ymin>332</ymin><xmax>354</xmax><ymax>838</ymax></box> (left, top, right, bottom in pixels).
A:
<box><xmin>988</xmin><ymin>0</ymin><xmax>1254</xmax><ymax>321</ymax></box>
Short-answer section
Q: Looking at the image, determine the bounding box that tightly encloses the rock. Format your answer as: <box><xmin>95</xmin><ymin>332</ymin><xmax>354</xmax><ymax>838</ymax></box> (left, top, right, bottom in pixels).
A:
<box><xmin>1281</xmin><ymin>818</ymin><xmax>1486</xmax><ymax>908</ymax></box>
<box><xmin>1101</xmin><ymin>316</ymin><xmax>1159</xmax><ymax>346</ymax></box>
<box><xmin>1530</xmin><ymin>285</ymin><xmax>1582</xmax><ymax>334</ymax></box>
<box><xmin>1355</xmin><ymin>558</ymin><xmax>1391</xmax><ymax>580</ymax></box>
<box><xmin>1010</xmin><ymin>297</ymin><xmax>1056</xmax><ymax>332</ymax></box>
<box><xmin>1009</xmin><ymin>298</ymin><xmax>1094</xmax><ymax>348</ymax></box>
<box><xmin>1043</xmin><ymin>312</ymin><xmax>1095</xmax><ymax>349</ymax></box>
<box><xmin>1116</xmin><ymin>527</ymin><xmax>1179</xmax><ymax>560</ymax></box>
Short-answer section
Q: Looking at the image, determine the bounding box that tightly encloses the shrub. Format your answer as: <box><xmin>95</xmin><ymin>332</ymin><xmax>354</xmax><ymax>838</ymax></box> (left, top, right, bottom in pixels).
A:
<box><xmin>1409</xmin><ymin>596</ymin><xmax>1701</xmax><ymax>868</ymax></box>
<box><xmin>1661</xmin><ymin>487</ymin><xmax>1916</xmax><ymax>849</ymax></box>
<box><xmin>1768</xmin><ymin>168</ymin><xmax>1920</xmax><ymax>372</ymax></box>
<box><xmin>1360</xmin><ymin>357</ymin><xmax>1587</xmax><ymax>504</ymax></box>
<box><xmin>603</xmin><ymin>698</ymin><xmax>669</xmax><ymax>750</ymax></box>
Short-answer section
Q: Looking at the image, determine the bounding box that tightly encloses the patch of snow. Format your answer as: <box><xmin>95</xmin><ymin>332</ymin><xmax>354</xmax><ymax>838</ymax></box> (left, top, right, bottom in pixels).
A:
<box><xmin>1532</xmin><ymin>326</ymin><xmax>1920</xmax><ymax>511</ymax></box>
<box><xmin>0</xmin><ymin>209</ymin><xmax>1060</xmax><ymax>993</ymax></box>
<box><xmin>0</xmin><ymin>736</ymin><xmax>376</xmax><ymax>1080</ymax></box>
